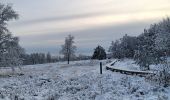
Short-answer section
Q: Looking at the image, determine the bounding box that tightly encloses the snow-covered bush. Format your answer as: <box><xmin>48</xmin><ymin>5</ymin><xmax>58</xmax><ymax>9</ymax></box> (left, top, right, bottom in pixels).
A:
<box><xmin>146</xmin><ymin>58</ymin><xmax>170</xmax><ymax>87</ymax></box>
<box><xmin>155</xmin><ymin>62</ymin><xmax>170</xmax><ymax>87</ymax></box>
<box><xmin>157</xmin><ymin>93</ymin><xmax>168</xmax><ymax>100</ymax></box>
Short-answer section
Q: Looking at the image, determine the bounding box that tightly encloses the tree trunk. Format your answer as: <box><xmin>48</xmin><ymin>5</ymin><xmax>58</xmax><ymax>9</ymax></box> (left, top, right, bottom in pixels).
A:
<box><xmin>146</xmin><ymin>65</ymin><xmax>150</xmax><ymax>70</ymax></box>
<box><xmin>67</xmin><ymin>58</ymin><xmax>69</xmax><ymax>64</ymax></box>
<box><xmin>67</xmin><ymin>53</ymin><xmax>70</xmax><ymax>64</ymax></box>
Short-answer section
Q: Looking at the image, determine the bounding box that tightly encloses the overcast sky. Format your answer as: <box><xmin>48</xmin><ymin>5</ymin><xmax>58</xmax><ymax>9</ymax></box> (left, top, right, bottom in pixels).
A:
<box><xmin>2</xmin><ymin>0</ymin><xmax>170</xmax><ymax>55</ymax></box>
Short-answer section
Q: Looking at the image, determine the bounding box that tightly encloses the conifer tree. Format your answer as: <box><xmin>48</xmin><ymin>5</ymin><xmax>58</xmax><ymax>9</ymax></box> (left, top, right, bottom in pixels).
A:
<box><xmin>92</xmin><ymin>45</ymin><xmax>106</xmax><ymax>60</ymax></box>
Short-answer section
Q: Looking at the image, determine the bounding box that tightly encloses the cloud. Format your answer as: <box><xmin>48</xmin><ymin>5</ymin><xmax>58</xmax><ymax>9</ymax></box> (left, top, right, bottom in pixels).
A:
<box><xmin>19</xmin><ymin>19</ymin><xmax>155</xmax><ymax>55</ymax></box>
<box><xmin>9</xmin><ymin>9</ymin><xmax>170</xmax><ymax>38</ymax></box>
<box><xmin>10</xmin><ymin>6</ymin><xmax>170</xmax><ymax>27</ymax></box>
<box><xmin>4</xmin><ymin>0</ymin><xmax>170</xmax><ymax>55</ymax></box>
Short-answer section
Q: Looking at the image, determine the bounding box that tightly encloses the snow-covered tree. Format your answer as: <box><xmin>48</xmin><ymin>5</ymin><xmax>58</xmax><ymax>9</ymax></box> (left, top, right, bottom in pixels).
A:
<box><xmin>0</xmin><ymin>3</ymin><xmax>24</xmax><ymax>71</ymax></box>
<box><xmin>108</xmin><ymin>40</ymin><xmax>122</xmax><ymax>59</ymax></box>
<box><xmin>120</xmin><ymin>34</ymin><xmax>137</xmax><ymax>58</ymax></box>
<box><xmin>92</xmin><ymin>45</ymin><xmax>106</xmax><ymax>60</ymax></box>
<box><xmin>155</xmin><ymin>17</ymin><xmax>170</xmax><ymax>55</ymax></box>
<box><xmin>134</xmin><ymin>26</ymin><xmax>160</xmax><ymax>70</ymax></box>
<box><xmin>29</xmin><ymin>53</ymin><xmax>47</xmax><ymax>64</ymax></box>
<box><xmin>60</xmin><ymin>34</ymin><xmax>76</xmax><ymax>64</ymax></box>
<box><xmin>157</xmin><ymin>57</ymin><xmax>170</xmax><ymax>87</ymax></box>
<box><xmin>0</xmin><ymin>36</ymin><xmax>24</xmax><ymax>71</ymax></box>
<box><xmin>46</xmin><ymin>52</ymin><xmax>52</xmax><ymax>63</ymax></box>
<box><xmin>0</xmin><ymin>4</ymin><xmax>18</xmax><ymax>34</ymax></box>
<box><xmin>77</xmin><ymin>54</ymin><xmax>91</xmax><ymax>60</ymax></box>
<box><xmin>134</xmin><ymin>17</ymin><xmax>170</xmax><ymax>70</ymax></box>
<box><xmin>153</xmin><ymin>17</ymin><xmax>170</xmax><ymax>86</ymax></box>
<box><xmin>108</xmin><ymin>34</ymin><xmax>137</xmax><ymax>59</ymax></box>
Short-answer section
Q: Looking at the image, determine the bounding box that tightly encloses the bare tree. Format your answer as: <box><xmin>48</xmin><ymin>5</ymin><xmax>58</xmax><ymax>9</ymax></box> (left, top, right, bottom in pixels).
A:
<box><xmin>60</xmin><ymin>34</ymin><xmax>76</xmax><ymax>64</ymax></box>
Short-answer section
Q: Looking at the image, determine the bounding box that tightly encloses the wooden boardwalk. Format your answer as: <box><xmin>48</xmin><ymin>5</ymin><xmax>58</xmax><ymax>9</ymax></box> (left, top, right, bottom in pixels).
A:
<box><xmin>106</xmin><ymin>66</ymin><xmax>155</xmax><ymax>77</ymax></box>
<box><xmin>105</xmin><ymin>60</ymin><xmax>155</xmax><ymax>77</ymax></box>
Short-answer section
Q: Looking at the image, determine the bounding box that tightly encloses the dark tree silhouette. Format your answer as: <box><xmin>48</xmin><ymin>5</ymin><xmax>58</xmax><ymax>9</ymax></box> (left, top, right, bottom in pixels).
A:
<box><xmin>92</xmin><ymin>45</ymin><xmax>106</xmax><ymax>60</ymax></box>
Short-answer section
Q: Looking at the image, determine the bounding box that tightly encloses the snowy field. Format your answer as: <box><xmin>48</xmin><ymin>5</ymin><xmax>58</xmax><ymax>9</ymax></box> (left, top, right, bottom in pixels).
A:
<box><xmin>0</xmin><ymin>59</ymin><xmax>169</xmax><ymax>100</ymax></box>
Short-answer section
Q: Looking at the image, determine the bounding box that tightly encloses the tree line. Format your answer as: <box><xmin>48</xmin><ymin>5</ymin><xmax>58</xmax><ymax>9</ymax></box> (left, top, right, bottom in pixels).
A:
<box><xmin>21</xmin><ymin>52</ymin><xmax>91</xmax><ymax>65</ymax></box>
<box><xmin>21</xmin><ymin>52</ymin><xmax>60</xmax><ymax>65</ymax></box>
<box><xmin>108</xmin><ymin>17</ymin><xmax>170</xmax><ymax>71</ymax></box>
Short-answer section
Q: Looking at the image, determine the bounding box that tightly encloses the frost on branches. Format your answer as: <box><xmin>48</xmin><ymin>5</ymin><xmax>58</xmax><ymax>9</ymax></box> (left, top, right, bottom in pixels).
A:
<box><xmin>0</xmin><ymin>3</ymin><xmax>24</xmax><ymax>70</ymax></box>
<box><xmin>60</xmin><ymin>34</ymin><xmax>76</xmax><ymax>64</ymax></box>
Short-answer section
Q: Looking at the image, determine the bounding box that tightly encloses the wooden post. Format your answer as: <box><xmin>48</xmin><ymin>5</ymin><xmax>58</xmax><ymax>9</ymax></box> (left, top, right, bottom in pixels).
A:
<box><xmin>100</xmin><ymin>62</ymin><xmax>102</xmax><ymax>74</ymax></box>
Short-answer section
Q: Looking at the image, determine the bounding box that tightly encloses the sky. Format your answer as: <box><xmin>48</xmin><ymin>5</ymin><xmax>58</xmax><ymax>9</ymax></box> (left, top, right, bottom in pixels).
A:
<box><xmin>2</xmin><ymin>0</ymin><xmax>170</xmax><ymax>55</ymax></box>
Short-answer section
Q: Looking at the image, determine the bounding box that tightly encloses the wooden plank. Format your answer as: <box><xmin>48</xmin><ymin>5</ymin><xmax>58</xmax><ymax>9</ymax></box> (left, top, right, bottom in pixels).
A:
<box><xmin>106</xmin><ymin>66</ymin><xmax>155</xmax><ymax>77</ymax></box>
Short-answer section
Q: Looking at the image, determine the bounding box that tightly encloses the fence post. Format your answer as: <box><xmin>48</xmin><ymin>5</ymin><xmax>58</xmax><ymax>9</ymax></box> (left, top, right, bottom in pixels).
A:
<box><xmin>100</xmin><ymin>62</ymin><xmax>102</xmax><ymax>74</ymax></box>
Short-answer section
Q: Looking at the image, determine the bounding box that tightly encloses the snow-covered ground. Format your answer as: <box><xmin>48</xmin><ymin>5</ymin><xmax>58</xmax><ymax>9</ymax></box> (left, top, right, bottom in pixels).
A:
<box><xmin>107</xmin><ymin>59</ymin><xmax>155</xmax><ymax>74</ymax></box>
<box><xmin>108</xmin><ymin>59</ymin><xmax>140</xmax><ymax>71</ymax></box>
<box><xmin>0</xmin><ymin>59</ymin><xmax>169</xmax><ymax>100</ymax></box>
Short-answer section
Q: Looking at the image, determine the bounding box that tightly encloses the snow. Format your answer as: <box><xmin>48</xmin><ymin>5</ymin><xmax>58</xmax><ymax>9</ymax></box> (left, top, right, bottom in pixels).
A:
<box><xmin>107</xmin><ymin>59</ymin><xmax>155</xmax><ymax>74</ymax></box>
<box><xmin>0</xmin><ymin>59</ymin><xmax>169</xmax><ymax>100</ymax></box>
<box><xmin>108</xmin><ymin>59</ymin><xmax>140</xmax><ymax>71</ymax></box>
